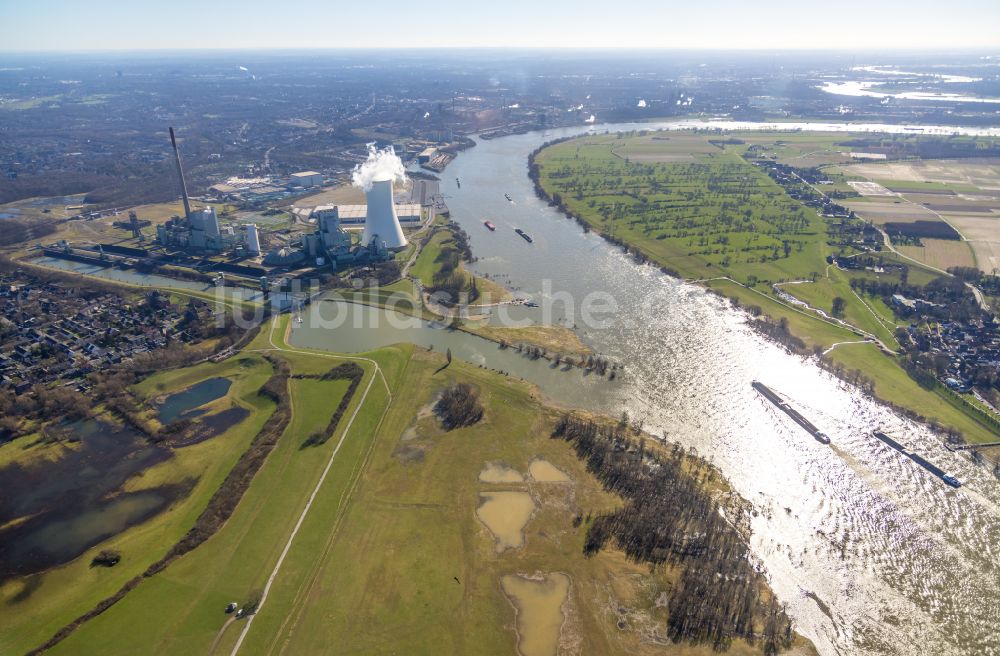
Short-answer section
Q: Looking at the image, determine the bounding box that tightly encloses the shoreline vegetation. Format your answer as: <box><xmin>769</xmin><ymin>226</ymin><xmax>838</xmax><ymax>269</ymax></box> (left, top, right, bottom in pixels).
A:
<box><xmin>345</xmin><ymin>220</ymin><xmax>616</xmax><ymax>375</ymax></box>
<box><xmin>529</xmin><ymin>131</ymin><xmax>1000</xmax><ymax>449</ymax></box>
<box><xmin>554</xmin><ymin>413</ymin><xmax>797</xmax><ymax>654</ymax></box>
<box><xmin>5</xmin><ymin>312</ymin><xmax>816</xmax><ymax>655</ymax></box>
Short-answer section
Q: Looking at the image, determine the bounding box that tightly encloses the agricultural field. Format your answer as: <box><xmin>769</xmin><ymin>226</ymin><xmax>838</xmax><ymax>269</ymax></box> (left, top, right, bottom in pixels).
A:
<box><xmin>841</xmin><ymin>158</ymin><xmax>1000</xmax><ymax>190</ymax></box>
<box><xmin>737</xmin><ymin>132</ymin><xmax>859</xmax><ymax>168</ymax></box>
<box><xmin>535</xmin><ymin>131</ymin><xmax>1000</xmax><ymax>444</ymax></box>
<box><xmin>835</xmin><ymin>158</ymin><xmax>1000</xmax><ymax>273</ymax></box>
<box><xmin>896</xmin><ymin>238</ymin><xmax>977</xmax><ymax>271</ymax></box>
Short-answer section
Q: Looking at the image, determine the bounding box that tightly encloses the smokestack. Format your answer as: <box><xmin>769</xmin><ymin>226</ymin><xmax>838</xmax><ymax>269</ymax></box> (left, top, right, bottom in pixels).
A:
<box><xmin>362</xmin><ymin>178</ymin><xmax>407</xmax><ymax>251</ymax></box>
<box><xmin>169</xmin><ymin>127</ymin><xmax>192</xmax><ymax>219</ymax></box>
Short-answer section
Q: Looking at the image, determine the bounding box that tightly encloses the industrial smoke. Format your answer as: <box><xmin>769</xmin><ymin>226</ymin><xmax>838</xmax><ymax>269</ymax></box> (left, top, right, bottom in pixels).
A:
<box><xmin>352</xmin><ymin>143</ymin><xmax>406</xmax><ymax>192</ymax></box>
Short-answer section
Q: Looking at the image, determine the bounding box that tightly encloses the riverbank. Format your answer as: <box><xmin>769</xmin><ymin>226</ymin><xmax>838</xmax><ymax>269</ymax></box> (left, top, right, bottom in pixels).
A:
<box><xmin>530</xmin><ymin>131</ymin><xmax>999</xmax><ymax>446</ymax></box>
<box><xmin>12</xmin><ymin>313</ymin><xmax>814</xmax><ymax>655</ymax></box>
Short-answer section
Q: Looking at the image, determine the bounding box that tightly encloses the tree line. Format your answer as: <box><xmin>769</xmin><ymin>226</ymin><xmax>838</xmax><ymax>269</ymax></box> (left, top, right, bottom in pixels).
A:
<box><xmin>294</xmin><ymin>363</ymin><xmax>365</xmax><ymax>448</ymax></box>
<box><xmin>553</xmin><ymin>414</ymin><xmax>795</xmax><ymax>654</ymax></box>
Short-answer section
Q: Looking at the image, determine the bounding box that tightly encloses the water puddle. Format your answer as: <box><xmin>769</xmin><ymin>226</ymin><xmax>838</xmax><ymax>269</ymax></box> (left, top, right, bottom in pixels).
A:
<box><xmin>527</xmin><ymin>460</ymin><xmax>570</xmax><ymax>483</ymax></box>
<box><xmin>0</xmin><ymin>419</ymin><xmax>184</xmax><ymax>583</ymax></box>
<box><xmin>501</xmin><ymin>572</ymin><xmax>571</xmax><ymax>656</ymax></box>
<box><xmin>476</xmin><ymin>491</ymin><xmax>534</xmax><ymax>552</ymax></box>
<box><xmin>157</xmin><ymin>377</ymin><xmax>232</xmax><ymax>424</ymax></box>
<box><xmin>479</xmin><ymin>462</ymin><xmax>525</xmax><ymax>483</ymax></box>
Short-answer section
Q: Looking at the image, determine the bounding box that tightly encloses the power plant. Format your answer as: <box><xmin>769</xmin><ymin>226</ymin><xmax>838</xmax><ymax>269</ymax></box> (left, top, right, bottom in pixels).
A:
<box><xmin>156</xmin><ymin>127</ymin><xmax>228</xmax><ymax>252</ymax></box>
<box><xmin>46</xmin><ymin>129</ymin><xmax>412</xmax><ymax>292</ymax></box>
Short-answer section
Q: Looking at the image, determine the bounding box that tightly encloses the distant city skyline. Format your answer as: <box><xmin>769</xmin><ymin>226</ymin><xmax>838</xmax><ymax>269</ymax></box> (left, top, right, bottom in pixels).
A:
<box><xmin>2</xmin><ymin>0</ymin><xmax>999</xmax><ymax>52</ymax></box>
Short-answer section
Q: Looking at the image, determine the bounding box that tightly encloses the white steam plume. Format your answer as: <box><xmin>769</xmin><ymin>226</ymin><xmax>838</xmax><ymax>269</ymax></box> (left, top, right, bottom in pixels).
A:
<box><xmin>352</xmin><ymin>143</ymin><xmax>407</xmax><ymax>192</ymax></box>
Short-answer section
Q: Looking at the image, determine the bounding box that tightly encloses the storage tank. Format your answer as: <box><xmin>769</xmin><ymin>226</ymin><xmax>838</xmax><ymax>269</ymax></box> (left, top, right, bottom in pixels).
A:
<box><xmin>362</xmin><ymin>178</ymin><xmax>407</xmax><ymax>251</ymax></box>
<box><xmin>244</xmin><ymin>224</ymin><xmax>261</xmax><ymax>255</ymax></box>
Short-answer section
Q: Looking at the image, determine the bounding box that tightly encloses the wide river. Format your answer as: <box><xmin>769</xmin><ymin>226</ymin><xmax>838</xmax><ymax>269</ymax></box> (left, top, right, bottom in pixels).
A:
<box><xmin>303</xmin><ymin>120</ymin><xmax>1000</xmax><ymax>656</ymax></box>
<box><xmin>37</xmin><ymin>119</ymin><xmax>1000</xmax><ymax>655</ymax></box>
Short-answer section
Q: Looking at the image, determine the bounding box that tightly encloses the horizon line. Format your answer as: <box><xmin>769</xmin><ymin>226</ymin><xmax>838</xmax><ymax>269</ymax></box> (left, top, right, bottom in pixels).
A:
<box><xmin>2</xmin><ymin>45</ymin><xmax>999</xmax><ymax>55</ymax></box>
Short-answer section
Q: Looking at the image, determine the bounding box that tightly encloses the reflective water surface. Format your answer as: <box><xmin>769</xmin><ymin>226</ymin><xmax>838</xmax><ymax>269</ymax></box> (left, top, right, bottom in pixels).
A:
<box><xmin>296</xmin><ymin>121</ymin><xmax>999</xmax><ymax>656</ymax></box>
<box><xmin>28</xmin><ymin>120</ymin><xmax>1000</xmax><ymax>655</ymax></box>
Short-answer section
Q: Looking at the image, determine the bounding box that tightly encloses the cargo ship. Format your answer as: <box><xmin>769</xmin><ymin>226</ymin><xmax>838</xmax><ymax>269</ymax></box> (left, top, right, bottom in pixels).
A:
<box><xmin>752</xmin><ymin>381</ymin><xmax>831</xmax><ymax>444</ymax></box>
<box><xmin>514</xmin><ymin>228</ymin><xmax>533</xmax><ymax>243</ymax></box>
<box><xmin>871</xmin><ymin>430</ymin><xmax>961</xmax><ymax>488</ymax></box>
<box><xmin>872</xmin><ymin>430</ymin><xmax>906</xmax><ymax>452</ymax></box>
<box><xmin>484</xmin><ymin>220</ymin><xmax>496</xmax><ymax>231</ymax></box>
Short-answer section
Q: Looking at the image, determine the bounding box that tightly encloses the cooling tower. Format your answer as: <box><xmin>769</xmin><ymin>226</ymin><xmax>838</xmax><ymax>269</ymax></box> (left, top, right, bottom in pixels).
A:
<box><xmin>362</xmin><ymin>178</ymin><xmax>407</xmax><ymax>251</ymax></box>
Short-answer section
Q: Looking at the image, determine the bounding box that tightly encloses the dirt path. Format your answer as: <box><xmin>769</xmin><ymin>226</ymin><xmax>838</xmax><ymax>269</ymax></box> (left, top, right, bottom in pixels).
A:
<box><xmin>208</xmin><ymin>616</ymin><xmax>237</xmax><ymax>654</ymax></box>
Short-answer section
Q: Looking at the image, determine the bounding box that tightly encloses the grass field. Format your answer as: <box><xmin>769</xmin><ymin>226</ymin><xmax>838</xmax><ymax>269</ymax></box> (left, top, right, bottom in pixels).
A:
<box><xmin>534</xmin><ymin>131</ymin><xmax>999</xmax><ymax>443</ymax></box>
<box><xmin>40</xmin><ymin>320</ymin><xmax>411</xmax><ymax>656</ymax></box>
<box><xmin>0</xmin><ymin>355</ymin><xmax>277</xmax><ymax>655</ymax></box>
<box><xmin>13</xmin><ymin>314</ymin><xmax>817</xmax><ymax>655</ymax></box>
<box><xmin>778</xmin><ymin>273</ymin><xmax>899</xmax><ymax>349</ymax></box>
<box><xmin>825</xmin><ymin>343</ymin><xmax>1000</xmax><ymax>443</ymax></box>
<box><xmin>535</xmin><ymin>133</ymin><xmax>828</xmax><ymax>283</ymax></box>
<box><xmin>409</xmin><ymin>228</ymin><xmax>453</xmax><ymax>287</ymax></box>
<box><xmin>218</xmin><ymin>340</ymin><xmax>808</xmax><ymax>655</ymax></box>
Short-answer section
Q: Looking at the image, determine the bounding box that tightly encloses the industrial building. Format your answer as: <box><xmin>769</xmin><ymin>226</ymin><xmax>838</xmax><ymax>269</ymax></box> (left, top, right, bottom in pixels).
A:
<box><xmin>362</xmin><ymin>178</ymin><xmax>407</xmax><ymax>250</ymax></box>
<box><xmin>134</xmin><ymin>127</ymin><xmax>406</xmax><ymax>276</ymax></box>
<box><xmin>290</xmin><ymin>171</ymin><xmax>323</xmax><ymax>187</ymax></box>
<box><xmin>155</xmin><ymin>127</ymin><xmax>231</xmax><ymax>253</ymax></box>
<box><xmin>312</xmin><ymin>203</ymin><xmax>421</xmax><ymax>226</ymax></box>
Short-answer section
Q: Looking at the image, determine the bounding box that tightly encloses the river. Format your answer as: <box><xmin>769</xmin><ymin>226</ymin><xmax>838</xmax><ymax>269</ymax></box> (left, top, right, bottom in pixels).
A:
<box><xmin>360</xmin><ymin>120</ymin><xmax>1000</xmax><ymax>656</ymax></box>
<box><xmin>33</xmin><ymin>119</ymin><xmax>1000</xmax><ymax>655</ymax></box>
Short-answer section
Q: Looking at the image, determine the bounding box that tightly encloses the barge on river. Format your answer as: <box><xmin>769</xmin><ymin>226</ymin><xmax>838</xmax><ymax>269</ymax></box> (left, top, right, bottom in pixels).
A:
<box><xmin>752</xmin><ymin>381</ymin><xmax>831</xmax><ymax>444</ymax></box>
<box><xmin>872</xmin><ymin>430</ymin><xmax>961</xmax><ymax>488</ymax></box>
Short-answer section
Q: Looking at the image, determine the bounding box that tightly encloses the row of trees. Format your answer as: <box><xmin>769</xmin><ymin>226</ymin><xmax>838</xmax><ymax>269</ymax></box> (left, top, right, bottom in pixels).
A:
<box><xmin>295</xmin><ymin>363</ymin><xmax>365</xmax><ymax>448</ymax></box>
<box><xmin>552</xmin><ymin>414</ymin><xmax>795</xmax><ymax>653</ymax></box>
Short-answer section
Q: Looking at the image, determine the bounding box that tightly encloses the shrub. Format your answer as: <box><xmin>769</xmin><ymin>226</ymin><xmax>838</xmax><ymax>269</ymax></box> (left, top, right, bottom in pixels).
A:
<box><xmin>91</xmin><ymin>550</ymin><xmax>121</xmax><ymax>567</ymax></box>
<box><xmin>435</xmin><ymin>384</ymin><xmax>484</xmax><ymax>430</ymax></box>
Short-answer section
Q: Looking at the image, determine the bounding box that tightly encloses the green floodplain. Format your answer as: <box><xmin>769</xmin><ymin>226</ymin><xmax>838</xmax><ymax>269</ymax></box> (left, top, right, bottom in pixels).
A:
<box><xmin>3</xmin><ymin>128</ymin><xmax>997</xmax><ymax>656</ymax></box>
<box><xmin>531</xmin><ymin>131</ymin><xmax>1000</xmax><ymax>445</ymax></box>
<box><xmin>0</xmin><ymin>314</ymin><xmax>814</xmax><ymax>656</ymax></box>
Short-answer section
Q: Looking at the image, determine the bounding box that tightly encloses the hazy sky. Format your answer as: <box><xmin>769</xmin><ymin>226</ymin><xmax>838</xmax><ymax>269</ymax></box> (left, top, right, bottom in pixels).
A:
<box><xmin>2</xmin><ymin>0</ymin><xmax>999</xmax><ymax>51</ymax></box>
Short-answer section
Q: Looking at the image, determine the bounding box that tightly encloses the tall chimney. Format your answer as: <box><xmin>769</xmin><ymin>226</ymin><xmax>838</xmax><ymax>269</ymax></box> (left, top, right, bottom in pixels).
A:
<box><xmin>169</xmin><ymin>127</ymin><xmax>192</xmax><ymax>219</ymax></box>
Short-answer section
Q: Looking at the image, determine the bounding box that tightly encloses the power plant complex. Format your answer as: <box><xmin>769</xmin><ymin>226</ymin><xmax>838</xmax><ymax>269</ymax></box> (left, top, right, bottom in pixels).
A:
<box><xmin>39</xmin><ymin>127</ymin><xmax>427</xmax><ymax>301</ymax></box>
<box><xmin>155</xmin><ymin>127</ymin><xmax>412</xmax><ymax>272</ymax></box>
